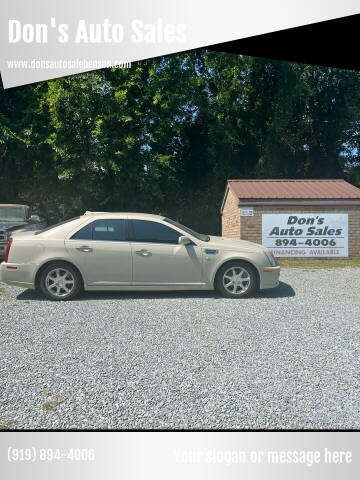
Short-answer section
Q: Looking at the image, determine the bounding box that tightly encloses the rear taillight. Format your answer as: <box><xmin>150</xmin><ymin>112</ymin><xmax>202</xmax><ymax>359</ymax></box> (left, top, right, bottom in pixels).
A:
<box><xmin>4</xmin><ymin>237</ymin><xmax>13</xmax><ymax>262</ymax></box>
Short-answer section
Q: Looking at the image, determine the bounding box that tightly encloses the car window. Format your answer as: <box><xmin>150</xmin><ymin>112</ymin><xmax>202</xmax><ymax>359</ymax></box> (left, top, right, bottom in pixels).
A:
<box><xmin>71</xmin><ymin>222</ymin><xmax>92</xmax><ymax>240</ymax></box>
<box><xmin>93</xmin><ymin>219</ymin><xmax>126</xmax><ymax>241</ymax></box>
<box><xmin>0</xmin><ymin>206</ymin><xmax>26</xmax><ymax>222</ymax></box>
<box><xmin>132</xmin><ymin>220</ymin><xmax>181</xmax><ymax>244</ymax></box>
<box><xmin>71</xmin><ymin>219</ymin><xmax>126</xmax><ymax>241</ymax></box>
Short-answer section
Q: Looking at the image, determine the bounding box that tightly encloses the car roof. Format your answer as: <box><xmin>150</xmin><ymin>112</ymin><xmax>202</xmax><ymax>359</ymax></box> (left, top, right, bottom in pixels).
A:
<box><xmin>35</xmin><ymin>212</ymin><xmax>168</xmax><ymax>239</ymax></box>
<box><xmin>83</xmin><ymin>211</ymin><xmax>165</xmax><ymax>220</ymax></box>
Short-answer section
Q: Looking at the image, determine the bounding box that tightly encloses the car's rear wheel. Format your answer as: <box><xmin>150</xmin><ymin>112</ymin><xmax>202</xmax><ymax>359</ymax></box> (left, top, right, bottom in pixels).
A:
<box><xmin>40</xmin><ymin>262</ymin><xmax>83</xmax><ymax>301</ymax></box>
<box><xmin>215</xmin><ymin>261</ymin><xmax>258</xmax><ymax>298</ymax></box>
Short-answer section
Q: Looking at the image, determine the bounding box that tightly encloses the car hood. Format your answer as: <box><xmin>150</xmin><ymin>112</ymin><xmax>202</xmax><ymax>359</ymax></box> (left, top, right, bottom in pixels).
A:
<box><xmin>0</xmin><ymin>221</ymin><xmax>27</xmax><ymax>232</ymax></box>
<box><xmin>206</xmin><ymin>235</ymin><xmax>267</xmax><ymax>252</ymax></box>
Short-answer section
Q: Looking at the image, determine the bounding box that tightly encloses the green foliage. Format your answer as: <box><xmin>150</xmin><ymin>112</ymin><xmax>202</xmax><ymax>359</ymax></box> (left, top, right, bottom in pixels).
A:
<box><xmin>1</xmin><ymin>52</ymin><xmax>360</xmax><ymax>233</ymax></box>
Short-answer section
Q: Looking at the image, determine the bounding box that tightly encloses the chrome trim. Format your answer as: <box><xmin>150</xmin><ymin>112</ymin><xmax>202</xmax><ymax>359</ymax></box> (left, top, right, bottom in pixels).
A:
<box><xmin>66</xmin><ymin>239</ymin><xmax>183</xmax><ymax>247</ymax></box>
<box><xmin>67</xmin><ymin>239</ymin><xmax>130</xmax><ymax>244</ymax></box>
<box><xmin>76</xmin><ymin>245</ymin><xmax>93</xmax><ymax>253</ymax></box>
<box><xmin>130</xmin><ymin>241</ymin><xmax>181</xmax><ymax>246</ymax></box>
<box><xmin>135</xmin><ymin>249</ymin><xmax>152</xmax><ymax>256</ymax></box>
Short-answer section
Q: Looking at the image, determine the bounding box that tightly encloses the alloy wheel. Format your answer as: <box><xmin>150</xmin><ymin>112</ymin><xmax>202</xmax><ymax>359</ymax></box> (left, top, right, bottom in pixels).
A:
<box><xmin>222</xmin><ymin>266</ymin><xmax>251</xmax><ymax>295</ymax></box>
<box><xmin>45</xmin><ymin>268</ymin><xmax>75</xmax><ymax>298</ymax></box>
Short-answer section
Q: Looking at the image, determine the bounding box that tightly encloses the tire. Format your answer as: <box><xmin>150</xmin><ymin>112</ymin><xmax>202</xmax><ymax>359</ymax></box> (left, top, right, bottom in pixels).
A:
<box><xmin>215</xmin><ymin>261</ymin><xmax>258</xmax><ymax>298</ymax></box>
<box><xmin>39</xmin><ymin>261</ymin><xmax>83</xmax><ymax>301</ymax></box>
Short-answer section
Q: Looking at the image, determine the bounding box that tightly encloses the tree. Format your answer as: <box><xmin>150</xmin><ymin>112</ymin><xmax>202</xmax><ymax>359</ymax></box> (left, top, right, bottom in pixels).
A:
<box><xmin>1</xmin><ymin>51</ymin><xmax>360</xmax><ymax>233</ymax></box>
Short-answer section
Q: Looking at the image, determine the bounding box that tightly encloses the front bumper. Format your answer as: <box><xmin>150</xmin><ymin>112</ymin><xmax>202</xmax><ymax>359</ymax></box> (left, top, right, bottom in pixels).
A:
<box><xmin>0</xmin><ymin>261</ymin><xmax>36</xmax><ymax>289</ymax></box>
<box><xmin>259</xmin><ymin>266</ymin><xmax>280</xmax><ymax>290</ymax></box>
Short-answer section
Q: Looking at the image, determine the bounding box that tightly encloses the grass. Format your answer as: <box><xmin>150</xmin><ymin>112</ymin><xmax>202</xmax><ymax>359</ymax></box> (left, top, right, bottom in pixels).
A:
<box><xmin>279</xmin><ymin>259</ymin><xmax>360</xmax><ymax>269</ymax></box>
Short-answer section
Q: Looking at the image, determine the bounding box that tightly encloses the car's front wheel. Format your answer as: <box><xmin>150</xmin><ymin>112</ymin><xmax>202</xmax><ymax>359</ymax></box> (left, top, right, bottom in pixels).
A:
<box><xmin>40</xmin><ymin>262</ymin><xmax>83</xmax><ymax>301</ymax></box>
<box><xmin>215</xmin><ymin>261</ymin><xmax>258</xmax><ymax>298</ymax></box>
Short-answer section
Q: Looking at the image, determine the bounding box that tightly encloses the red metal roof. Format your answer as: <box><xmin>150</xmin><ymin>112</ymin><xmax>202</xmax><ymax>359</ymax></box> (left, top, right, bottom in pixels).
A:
<box><xmin>227</xmin><ymin>179</ymin><xmax>360</xmax><ymax>199</ymax></box>
<box><xmin>220</xmin><ymin>179</ymin><xmax>360</xmax><ymax>212</ymax></box>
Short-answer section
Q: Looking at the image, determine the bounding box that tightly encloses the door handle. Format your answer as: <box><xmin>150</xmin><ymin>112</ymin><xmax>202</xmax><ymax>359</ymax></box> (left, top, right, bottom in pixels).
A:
<box><xmin>76</xmin><ymin>245</ymin><xmax>93</xmax><ymax>253</ymax></box>
<box><xmin>135</xmin><ymin>249</ymin><xmax>151</xmax><ymax>256</ymax></box>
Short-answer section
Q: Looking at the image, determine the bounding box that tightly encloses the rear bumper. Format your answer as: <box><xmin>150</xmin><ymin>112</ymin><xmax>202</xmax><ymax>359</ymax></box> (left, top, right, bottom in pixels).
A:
<box><xmin>0</xmin><ymin>261</ymin><xmax>36</xmax><ymax>289</ymax></box>
<box><xmin>259</xmin><ymin>266</ymin><xmax>280</xmax><ymax>290</ymax></box>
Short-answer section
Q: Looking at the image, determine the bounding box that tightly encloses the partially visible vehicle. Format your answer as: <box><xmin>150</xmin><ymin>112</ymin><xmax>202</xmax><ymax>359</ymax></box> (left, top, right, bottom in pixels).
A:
<box><xmin>0</xmin><ymin>212</ymin><xmax>280</xmax><ymax>300</ymax></box>
<box><xmin>0</xmin><ymin>204</ymin><xmax>45</xmax><ymax>260</ymax></box>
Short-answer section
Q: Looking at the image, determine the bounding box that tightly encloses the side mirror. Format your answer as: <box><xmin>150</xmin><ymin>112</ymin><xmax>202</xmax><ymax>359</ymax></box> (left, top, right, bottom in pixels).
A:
<box><xmin>178</xmin><ymin>236</ymin><xmax>191</xmax><ymax>246</ymax></box>
<box><xmin>30</xmin><ymin>214</ymin><xmax>41</xmax><ymax>223</ymax></box>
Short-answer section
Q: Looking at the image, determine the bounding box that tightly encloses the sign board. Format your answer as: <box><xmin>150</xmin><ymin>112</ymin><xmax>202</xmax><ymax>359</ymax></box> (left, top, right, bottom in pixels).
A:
<box><xmin>241</xmin><ymin>207</ymin><xmax>254</xmax><ymax>217</ymax></box>
<box><xmin>262</xmin><ymin>214</ymin><xmax>348</xmax><ymax>257</ymax></box>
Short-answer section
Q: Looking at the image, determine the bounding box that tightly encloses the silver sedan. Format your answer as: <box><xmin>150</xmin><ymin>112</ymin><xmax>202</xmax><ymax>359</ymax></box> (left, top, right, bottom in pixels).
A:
<box><xmin>0</xmin><ymin>212</ymin><xmax>280</xmax><ymax>300</ymax></box>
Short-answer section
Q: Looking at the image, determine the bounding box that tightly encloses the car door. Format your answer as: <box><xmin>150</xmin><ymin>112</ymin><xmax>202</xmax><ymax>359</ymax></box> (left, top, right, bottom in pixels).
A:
<box><xmin>130</xmin><ymin>219</ymin><xmax>204</xmax><ymax>286</ymax></box>
<box><xmin>65</xmin><ymin>218</ymin><xmax>132</xmax><ymax>286</ymax></box>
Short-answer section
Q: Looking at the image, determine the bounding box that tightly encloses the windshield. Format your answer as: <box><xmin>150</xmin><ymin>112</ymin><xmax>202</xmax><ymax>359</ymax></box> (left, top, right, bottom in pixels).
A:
<box><xmin>163</xmin><ymin>217</ymin><xmax>210</xmax><ymax>242</ymax></box>
<box><xmin>0</xmin><ymin>206</ymin><xmax>26</xmax><ymax>222</ymax></box>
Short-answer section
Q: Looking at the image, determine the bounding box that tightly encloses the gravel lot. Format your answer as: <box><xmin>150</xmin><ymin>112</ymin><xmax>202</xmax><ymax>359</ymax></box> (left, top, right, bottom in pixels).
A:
<box><xmin>1</xmin><ymin>268</ymin><xmax>360</xmax><ymax>430</ymax></box>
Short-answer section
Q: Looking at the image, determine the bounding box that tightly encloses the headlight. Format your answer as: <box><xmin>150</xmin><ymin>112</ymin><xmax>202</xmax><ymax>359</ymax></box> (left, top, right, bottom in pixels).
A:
<box><xmin>264</xmin><ymin>250</ymin><xmax>278</xmax><ymax>267</ymax></box>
